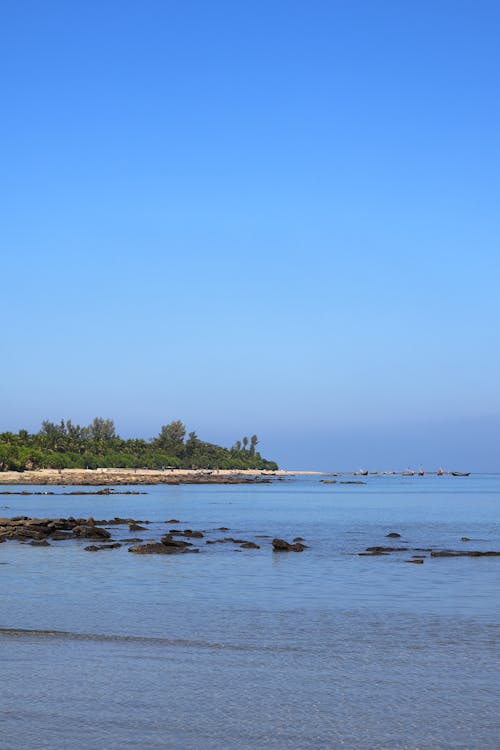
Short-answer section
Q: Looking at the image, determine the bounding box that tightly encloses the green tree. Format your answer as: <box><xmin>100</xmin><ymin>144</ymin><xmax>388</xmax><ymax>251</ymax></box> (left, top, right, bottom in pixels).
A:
<box><xmin>249</xmin><ymin>434</ymin><xmax>258</xmax><ymax>457</ymax></box>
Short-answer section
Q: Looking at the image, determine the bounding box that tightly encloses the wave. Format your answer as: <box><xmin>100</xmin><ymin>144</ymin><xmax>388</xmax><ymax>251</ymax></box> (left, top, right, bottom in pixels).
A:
<box><xmin>0</xmin><ymin>627</ymin><xmax>300</xmax><ymax>652</ymax></box>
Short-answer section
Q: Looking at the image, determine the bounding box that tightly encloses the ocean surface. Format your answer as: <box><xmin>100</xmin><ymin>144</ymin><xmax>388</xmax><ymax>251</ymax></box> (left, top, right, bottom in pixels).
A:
<box><xmin>0</xmin><ymin>473</ymin><xmax>499</xmax><ymax>750</ymax></box>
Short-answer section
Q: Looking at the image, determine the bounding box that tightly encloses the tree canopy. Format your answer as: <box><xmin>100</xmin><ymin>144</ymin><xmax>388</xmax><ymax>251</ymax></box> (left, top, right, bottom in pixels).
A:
<box><xmin>0</xmin><ymin>419</ymin><xmax>278</xmax><ymax>472</ymax></box>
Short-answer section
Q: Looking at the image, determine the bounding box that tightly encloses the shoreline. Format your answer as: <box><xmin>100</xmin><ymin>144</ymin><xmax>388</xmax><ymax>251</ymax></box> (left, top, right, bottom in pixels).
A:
<box><xmin>0</xmin><ymin>467</ymin><xmax>323</xmax><ymax>486</ymax></box>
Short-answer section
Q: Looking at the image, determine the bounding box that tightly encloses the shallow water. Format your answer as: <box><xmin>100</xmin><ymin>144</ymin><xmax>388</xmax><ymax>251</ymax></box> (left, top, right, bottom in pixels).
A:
<box><xmin>1</xmin><ymin>474</ymin><xmax>499</xmax><ymax>749</ymax></box>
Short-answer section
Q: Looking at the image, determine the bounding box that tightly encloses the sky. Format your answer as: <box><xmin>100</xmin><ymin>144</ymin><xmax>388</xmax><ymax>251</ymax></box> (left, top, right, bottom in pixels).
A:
<box><xmin>1</xmin><ymin>0</ymin><xmax>499</xmax><ymax>470</ymax></box>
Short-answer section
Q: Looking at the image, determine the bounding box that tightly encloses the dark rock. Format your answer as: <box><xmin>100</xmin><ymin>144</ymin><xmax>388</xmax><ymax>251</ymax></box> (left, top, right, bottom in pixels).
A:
<box><xmin>240</xmin><ymin>542</ymin><xmax>260</xmax><ymax>549</ymax></box>
<box><xmin>293</xmin><ymin>537</ymin><xmax>304</xmax><ymax>542</ymax></box>
<box><xmin>406</xmin><ymin>558</ymin><xmax>424</xmax><ymax>564</ymax></box>
<box><xmin>29</xmin><ymin>539</ymin><xmax>50</xmax><ymax>546</ymax></box>
<box><xmin>165</xmin><ymin>519</ymin><xmax>180</xmax><ymax>524</ymax></box>
<box><xmin>73</xmin><ymin>525</ymin><xmax>111</xmax><ymax>539</ymax></box>
<box><xmin>218</xmin><ymin>527</ymin><xmax>229</xmax><ymax>531</ymax></box>
<box><xmin>272</xmin><ymin>538</ymin><xmax>306</xmax><ymax>552</ymax></box>
<box><xmin>358</xmin><ymin>551</ymin><xmax>389</xmax><ymax>556</ymax></box>
<box><xmin>84</xmin><ymin>543</ymin><xmax>122</xmax><ymax>551</ymax></box>
<box><xmin>50</xmin><ymin>531</ymin><xmax>74</xmax><ymax>540</ymax></box>
<box><xmin>386</xmin><ymin>532</ymin><xmax>401</xmax><ymax>538</ymax></box>
<box><xmin>129</xmin><ymin>523</ymin><xmax>146</xmax><ymax>531</ymax></box>
<box><xmin>460</xmin><ymin>537</ymin><xmax>471</xmax><ymax>542</ymax></box>
<box><xmin>160</xmin><ymin>535</ymin><xmax>192</xmax><ymax>548</ymax></box>
<box><xmin>365</xmin><ymin>546</ymin><xmax>408</xmax><ymax>552</ymax></box>
<box><xmin>431</xmin><ymin>550</ymin><xmax>500</xmax><ymax>557</ymax></box>
<box><xmin>119</xmin><ymin>537</ymin><xmax>143</xmax><ymax>543</ymax></box>
<box><xmin>128</xmin><ymin>542</ymin><xmax>198</xmax><ymax>555</ymax></box>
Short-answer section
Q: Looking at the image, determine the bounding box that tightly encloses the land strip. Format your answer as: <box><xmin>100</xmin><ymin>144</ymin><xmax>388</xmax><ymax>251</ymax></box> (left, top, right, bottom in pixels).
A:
<box><xmin>0</xmin><ymin>468</ymin><xmax>315</xmax><ymax>486</ymax></box>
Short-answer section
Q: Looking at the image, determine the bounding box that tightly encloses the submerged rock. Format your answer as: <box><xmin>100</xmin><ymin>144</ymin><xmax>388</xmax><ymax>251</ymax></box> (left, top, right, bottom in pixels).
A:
<box><xmin>128</xmin><ymin>542</ymin><xmax>198</xmax><ymax>555</ymax></box>
<box><xmin>386</xmin><ymin>532</ymin><xmax>401</xmax><ymax>538</ymax></box>
<box><xmin>431</xmin><ymin>550</ymin><xmax>500</xmax><ymax>557</ymax></box>
<box><xmin>365</xmin><ymin>546</ymin><xmax>408</xmax><ymax>552</ymax></box>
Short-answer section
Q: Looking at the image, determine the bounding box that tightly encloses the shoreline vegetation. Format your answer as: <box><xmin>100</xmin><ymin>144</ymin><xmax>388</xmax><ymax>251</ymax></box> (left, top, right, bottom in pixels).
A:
<box><xmin>0</xmin><ymin>418</ymin><xmax>279</xmax><ymax>474</ymax></box>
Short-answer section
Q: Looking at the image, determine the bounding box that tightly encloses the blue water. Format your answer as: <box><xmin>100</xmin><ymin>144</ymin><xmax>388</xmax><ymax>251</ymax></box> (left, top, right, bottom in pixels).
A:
<box><xmin>1</xmin><ymin>474</ymin><xmax>499</xmax><ymax>749</ymax></box>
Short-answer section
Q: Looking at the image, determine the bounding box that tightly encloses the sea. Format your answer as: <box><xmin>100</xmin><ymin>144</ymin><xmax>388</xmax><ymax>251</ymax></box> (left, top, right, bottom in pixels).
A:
<box><xmin>0</xmin><ymin>473</ymin><xmax>499</xmax><ymax>750</ymax></box>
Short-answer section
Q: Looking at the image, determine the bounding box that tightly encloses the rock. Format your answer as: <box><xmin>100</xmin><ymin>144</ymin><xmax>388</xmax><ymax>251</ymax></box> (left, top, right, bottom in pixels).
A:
<box><xmin>406</xmin><ymin>558</ymin><xmax>424</xmax><ymax>564</ymax></box>
<box><xmin>240</xmin><ymin>542</ymin><xmax>260</xmax><ymax>549</ymax></box>
<box><xmin>460</xmin><ymin>537</ymin><xmax>471</xmax><ymax>542</ymax></box>
<box><xmin>50</xmin><ymin>531</ymin><xmax>74</xmax><ymax>540</ymax></box>
<box><xmin>129</xmin><ymin>523</ymin><xmax>146</xmax><ymax>531</ymax></box>
<box><xmin>128</xmin><ymin>542</ymin><xmax>199</xmax><ymax>555</ymax></box>
<box><xmin>165</xmin><ymin>519</ymin><xmax>180</xmax><ymax>524</ymax></box>
<box><xmin>293</xmin><ymin>537</ymin><xmax>304</xmax><ymax>542</ymax></box>
<box><xmin>160</xmin><ymin>535</ymin><xmax>192</xmax><ymax>548</ymax></box>
<box><xmin>73</xmin><ymin>525</ymin><xmax>111</xmax><ymax>539</ymax></box>
<box><xmin>386</xmin><ymin>532</ymin><xmax>401</xmax><ymax>538</ymax></box>
<box><xmin>365</xmin><ymin>546</ymin><xmax>408</xmax><ymax>552</ymax></box>
<box><xmin>119</xmin><ymin>537</ymin><xmax>143</xmax><ymax>543</ymax></box>
<box><xmin>272</xmin><ymin>538</ymin><xmax>306</xmax><ymax>552</ymax></box>
<box><xmin>29</xmin><ymin>539</ymin><xmax>50</xmax><ymax>546</ymax></box>
<box><xmin>84</xmin><ymin>543</ymin><xmax>122</xmax><ymax>551</ymax></box>
<box><xmin>358</xmin><ymin>551</ymin><xmax>389</xmax><ymax>556</ymax></box>
<box><xmin>431</xmin><ymin>550</ymin><xmax>500</xmax><ymax>557</ymax></box>
<box><xmin>218</xmin><ymin>527</ymin><xmax>229</xmax><ymax>531</ymax></box>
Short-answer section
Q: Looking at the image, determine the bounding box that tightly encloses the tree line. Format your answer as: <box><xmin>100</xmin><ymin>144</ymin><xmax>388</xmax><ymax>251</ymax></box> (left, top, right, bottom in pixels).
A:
<box><xmin>0</xmin><ymin>418</ymin><xmax>278</xmax><ymax>472</ymax></box>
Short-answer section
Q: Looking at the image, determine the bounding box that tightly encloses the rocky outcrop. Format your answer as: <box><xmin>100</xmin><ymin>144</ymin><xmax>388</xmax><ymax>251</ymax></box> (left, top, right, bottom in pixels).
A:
<box><xmin>272</xmin><ymin>538</ymin><xmax>306</xmax><ymax>552</ymax></box>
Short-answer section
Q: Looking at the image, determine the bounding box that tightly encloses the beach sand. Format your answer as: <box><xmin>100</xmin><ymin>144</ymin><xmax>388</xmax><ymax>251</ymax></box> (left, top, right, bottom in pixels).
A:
<box><xmin>0</xmin><ymin>467</ymin><xmax>322</xmax><ymax>486</ymax></box>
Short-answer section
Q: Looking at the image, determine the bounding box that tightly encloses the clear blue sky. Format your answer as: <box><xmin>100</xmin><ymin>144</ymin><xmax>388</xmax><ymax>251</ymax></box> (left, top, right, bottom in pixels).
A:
<box><xmin>1</xmin><ymin>1</ymin><xmax>499</xmax><ymax>470</ymax></box>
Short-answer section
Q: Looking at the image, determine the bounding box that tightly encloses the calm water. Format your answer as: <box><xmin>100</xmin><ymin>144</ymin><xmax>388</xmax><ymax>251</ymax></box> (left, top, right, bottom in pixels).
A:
<box><xmin>1</xmin><ymin>474</ymin><xmax>499</xmax><ymax>749</ymax></box>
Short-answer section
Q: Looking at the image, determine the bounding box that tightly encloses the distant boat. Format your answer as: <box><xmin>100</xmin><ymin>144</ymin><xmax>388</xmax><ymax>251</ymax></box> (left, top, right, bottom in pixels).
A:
<box><xmin>402</xmin><ymin>469</ymin><xmax>415</xmax><ymax>476</ymax></box>
<box><xmin>418</xmin><ymin>466</ymin><xmax>425</xmax><ymax>476</ymax></box>
<box><xmin>354</xmin><ymin>469</ymin><xmax>369</xmax><ymax>476</ymax></box>
<box><xmin>451</xmin><ymin>471</ymin><xmax>470</xmax><ymax>477</ymax></box>
<box><xmin>437</xmin><ymin>467</ymin><xmax>445</xmax><ymax>476</ymax></box>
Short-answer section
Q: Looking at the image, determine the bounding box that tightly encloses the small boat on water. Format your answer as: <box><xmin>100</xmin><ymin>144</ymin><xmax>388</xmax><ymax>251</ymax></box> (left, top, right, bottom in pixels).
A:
<box><xmin>354</xmin><ymin>469</ymin><xmax>369</xmax><ymax>476</ymax></box>
<box><xmin>418</xmin><ymin>466</ymin><xmax>425</xmax><ymax>476</ymax></box>
<box><xmin>402</xmin><ymin>468</ymin><xmax>415</xmax><ymax>476</ymax></box>
<box><xmin>437</xmin><ymin>467</ymin><xmax>445</xmax><ymax>476</ymax></box>
<box><xmin>451</xmin><ymin>471</ymin><xmax>470</xmax><ymax>477</ymax></box>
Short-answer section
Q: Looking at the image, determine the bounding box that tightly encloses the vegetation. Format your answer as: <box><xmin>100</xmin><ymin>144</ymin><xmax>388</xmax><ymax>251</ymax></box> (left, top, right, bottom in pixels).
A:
<box><xmin>0</xmin><ymin>418</ymin><xmax>278</xmax><ymax>472</ymax></box>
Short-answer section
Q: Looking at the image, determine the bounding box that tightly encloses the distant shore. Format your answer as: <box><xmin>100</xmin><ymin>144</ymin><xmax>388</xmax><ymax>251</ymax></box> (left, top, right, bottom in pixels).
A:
<box><xmin>0</xmin><ymin>467</ymin><xmax>323</xmax><ymax>486</ymax></box>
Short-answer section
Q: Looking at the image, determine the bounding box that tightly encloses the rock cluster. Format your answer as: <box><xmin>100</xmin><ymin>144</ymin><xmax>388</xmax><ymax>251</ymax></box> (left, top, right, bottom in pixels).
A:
<box><xmin>0</xmin><ymin>516</ymin><xmax>308</xmax><ymax>557</ymax></box>
<box><xmin>357</xmin><ymin>531</ymin><xmax>500</xmax><ymax>563</ymax></box>
<box><xmin>272</xmin><ymin>538</ymin><xmax>307</xmax><ymax>552</ymax></box>
<box><xmin>0</xmin><ymin>516</ymin><xmax>111</xmax><ymax>543</ymax></box>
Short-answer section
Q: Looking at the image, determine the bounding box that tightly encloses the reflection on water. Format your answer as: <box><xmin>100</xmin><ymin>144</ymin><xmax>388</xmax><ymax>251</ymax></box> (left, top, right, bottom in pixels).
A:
<box><xmin>0</xmin><ymin>474</ymin><xmax>499</xmax><ymax>749</ymax></box>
